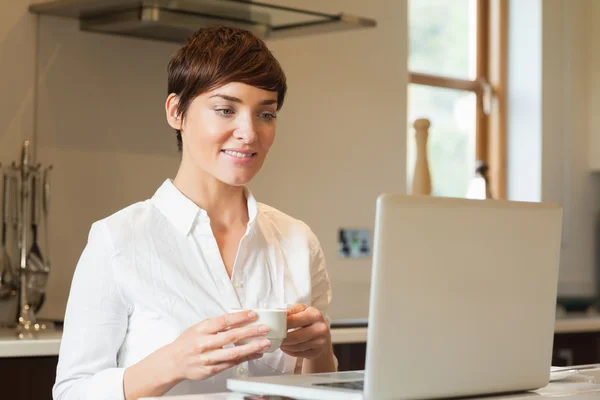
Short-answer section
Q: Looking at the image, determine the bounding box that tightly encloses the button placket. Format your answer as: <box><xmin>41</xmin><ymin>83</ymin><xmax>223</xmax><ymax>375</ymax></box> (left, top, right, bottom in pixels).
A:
<box><xmin>231</xmin><ymin>235</ymin><xmax>250</xmax><ymax>306</ymax></box>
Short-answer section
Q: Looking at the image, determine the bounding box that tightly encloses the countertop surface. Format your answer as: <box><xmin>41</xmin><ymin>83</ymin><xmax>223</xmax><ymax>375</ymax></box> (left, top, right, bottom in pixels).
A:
<box><xmin>141</xmin><ymin>368</ymin><xmax>600</xmax><ymax>400</ymax></box>
<box><xmin>0</xmin><ymin>327</ymin><xmax>62</xmax><ymax>358</ymax></box>
<box><xmin>3</xmin><ymin>314</ymin><xmax>600</xmax><ymax>358</ymax></box>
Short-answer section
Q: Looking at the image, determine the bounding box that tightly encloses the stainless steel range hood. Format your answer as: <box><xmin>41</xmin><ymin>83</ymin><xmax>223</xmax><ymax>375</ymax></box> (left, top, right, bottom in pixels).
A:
<box><xmin>28</xmin><ymin>0</ymin><xmax>377</xmax><ymax>43</ymax></box>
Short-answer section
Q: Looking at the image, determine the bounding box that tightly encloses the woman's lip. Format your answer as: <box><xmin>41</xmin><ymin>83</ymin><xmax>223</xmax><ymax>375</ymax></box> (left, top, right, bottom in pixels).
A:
<box><xmin>221</xmin><ymin>149</ymin><xmax>256</xmax><ymax>154</ymax></box>
<box><xmin>221</xmin><ymin>150</ymin><xmax>257</xmax><ymax>163</ymax></box>
<box><xmin>221</xmin><ymin>150</ymin><xmax>257</xmax><ymax>156</ymax></box>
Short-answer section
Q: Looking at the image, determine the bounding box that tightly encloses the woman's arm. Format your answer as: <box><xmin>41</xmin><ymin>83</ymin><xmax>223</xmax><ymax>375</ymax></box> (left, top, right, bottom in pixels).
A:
<box><xmin>301</xmin><ymin>345</ymin><xmax>337</xmax><ymax>374</ymax></box>
<box><xmin>53</xmin><ymin>222</ymin><xmax>132</xmax><ymax>400</ymax></box>
<box><xmin>54</xmin><ymin>222</ymin><xmax>270</xmax><ymax>400</ymax></box>
<box><xmin>280</xmin><ymin>229</ymin><xmax>338</xmax><ymax>374</ymax></box>
<box><xmin>305</xmin><ymin>233</ymin><xmax>338</xmax><ymax>373</ymax></box>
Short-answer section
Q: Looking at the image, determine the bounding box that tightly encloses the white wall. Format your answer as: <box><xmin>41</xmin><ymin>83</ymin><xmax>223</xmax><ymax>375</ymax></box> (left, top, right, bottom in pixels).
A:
<box><xmin>508</xmin><ymin>0</ymin><xmax>600</xmax><ymax>299</ymax></box>
<box><xmin>0</xmin><ymin>1</ymin><xmax>35</xmax><ymax>164</ymax></box>
<box><xmin>248</xmin><ymin>0</ymin><xmax>408</xmax><ymax>320</ymax></box>
<box><xmin>3</xmin><ymin>0</ymin><xmax>598</xmax><ymax>323</ymax></box>
<box><xmin>2</xmin><ymin>0</ymin><xmax>407</xmax><ymax>322</ymax></box>
<box><xmin>588</xmin><ymin>0</ymin><xmax>600</xmax><ymax>171</ymax></box>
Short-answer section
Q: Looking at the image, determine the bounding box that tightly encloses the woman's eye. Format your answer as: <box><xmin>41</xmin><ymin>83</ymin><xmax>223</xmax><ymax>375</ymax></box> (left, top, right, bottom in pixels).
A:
<box><xmin>216</xmin><ymin>109</ymin><xmax>234</xmax><ymax>116</ymax></box>
<box><xmin>260</xmin><ymin>112</ymin><xmax>276</xmax><ymax>120</ymax></box>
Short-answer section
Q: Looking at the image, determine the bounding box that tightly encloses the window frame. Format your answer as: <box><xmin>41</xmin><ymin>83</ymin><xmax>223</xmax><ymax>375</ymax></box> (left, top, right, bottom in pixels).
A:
<box><xmin>408</xmin><ymin>0</ymin><xmax>507</xmax><ymax>199</ymax></box>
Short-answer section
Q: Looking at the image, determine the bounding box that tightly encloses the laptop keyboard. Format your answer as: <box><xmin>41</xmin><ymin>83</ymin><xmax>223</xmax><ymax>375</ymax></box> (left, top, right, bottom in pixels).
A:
<box><xmin>314</xmin><ymin>380</ymin><xmax>364</xmax><ymax>391</ymax></box>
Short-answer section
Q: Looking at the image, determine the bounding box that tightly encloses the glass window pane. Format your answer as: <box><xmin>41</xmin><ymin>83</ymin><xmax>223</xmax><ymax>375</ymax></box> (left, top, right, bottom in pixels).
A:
<box><xmin>407</xmin><ymin>84</ymin><xmax>477</xmax><ymax>198</ymax></box>
<box><xmin>409</xmin><ymin>0</ymin><xmax>477</xmax><ymax>79</ymax></box>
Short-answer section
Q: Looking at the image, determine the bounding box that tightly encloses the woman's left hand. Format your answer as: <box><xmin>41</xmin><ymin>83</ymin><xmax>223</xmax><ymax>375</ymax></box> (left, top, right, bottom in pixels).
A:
<box><xmin>280</xmin><ymin>304</ymin><xmax>332</xmax><ymax>359</ymax></box>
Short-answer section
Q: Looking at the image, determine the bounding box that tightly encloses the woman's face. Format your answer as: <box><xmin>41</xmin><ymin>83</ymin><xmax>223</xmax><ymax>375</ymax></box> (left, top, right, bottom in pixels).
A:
<box><xmin>166</xmin><ymin>82</ymin><xmax>278</xmax><ymax>186</ymax></box>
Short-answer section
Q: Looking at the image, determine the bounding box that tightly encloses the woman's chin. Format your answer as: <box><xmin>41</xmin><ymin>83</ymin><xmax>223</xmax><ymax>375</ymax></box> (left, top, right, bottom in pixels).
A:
<box><xmin>219</xmin><ymin>173</ymin><xmax>256</xmax><ymax>187</ymax></box>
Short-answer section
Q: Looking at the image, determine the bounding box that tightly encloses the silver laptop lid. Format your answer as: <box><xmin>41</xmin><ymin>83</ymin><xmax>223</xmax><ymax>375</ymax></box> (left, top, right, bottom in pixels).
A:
<box><xmin>365</xmin><ymin>194</ymin><xmax>562</xmax><ymax>400</ymax></box>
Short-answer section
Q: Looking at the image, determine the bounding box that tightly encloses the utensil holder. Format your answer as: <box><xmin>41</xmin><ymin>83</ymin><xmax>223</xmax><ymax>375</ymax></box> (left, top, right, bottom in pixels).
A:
<box><xmin>0</xmin><ymin>140</ymin><xmax>53</xmax><ymax>335</ymax></box>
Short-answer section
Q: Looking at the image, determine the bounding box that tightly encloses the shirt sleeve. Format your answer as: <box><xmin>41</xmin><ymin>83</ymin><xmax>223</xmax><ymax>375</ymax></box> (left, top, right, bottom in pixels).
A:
<box><xmin>53</xmin><ymin>221</ymin><xmax>129</xmax><ymax>400</ymax></box>
<box><xmin>307</xmin><ymin>230</ymin><xmax>338</xmax><ymax>371</ymax></box>
<box><xmin>308</xmin><ymin>231</ymin><xmax>333</xmax><ymax>325</ymax></box>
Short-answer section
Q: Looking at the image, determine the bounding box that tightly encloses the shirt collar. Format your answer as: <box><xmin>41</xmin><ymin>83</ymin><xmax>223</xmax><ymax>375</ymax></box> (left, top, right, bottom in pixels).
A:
<box><xmin>151</xmin><ymin>179</ymin><xmax>259</xmax><ymax>236</ymax></box>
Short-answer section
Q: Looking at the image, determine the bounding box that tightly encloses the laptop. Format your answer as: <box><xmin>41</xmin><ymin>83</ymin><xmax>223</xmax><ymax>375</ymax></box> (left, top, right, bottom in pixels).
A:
<box><xmin>227</xmin><ymin>194</ymin><xmax>563</xmax><ymax>400</ymax></box>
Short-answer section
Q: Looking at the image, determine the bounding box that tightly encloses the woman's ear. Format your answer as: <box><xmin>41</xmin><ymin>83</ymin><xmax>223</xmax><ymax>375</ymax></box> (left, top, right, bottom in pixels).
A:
<box><xmin>165</xmin><ymin>93</ymin><xmax>182</xmax><ymax>130</ymax></box>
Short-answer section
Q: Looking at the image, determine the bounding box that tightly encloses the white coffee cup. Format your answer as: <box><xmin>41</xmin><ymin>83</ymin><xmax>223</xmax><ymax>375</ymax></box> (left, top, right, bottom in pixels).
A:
<box><xmin>229</xmin><ymin>308</ymin><xmax>288</xmax><ymax>353</ymax></box>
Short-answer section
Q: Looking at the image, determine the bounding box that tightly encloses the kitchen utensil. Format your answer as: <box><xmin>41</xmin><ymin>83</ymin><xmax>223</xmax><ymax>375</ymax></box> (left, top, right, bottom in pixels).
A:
<box><xmin>0</xmin><ymin>170</ymin><xmax>15</xmax><ymax>298</ymax></box>
<box><xmin>17</xmin><ymin>140</ymin><xmax>39</xmax><ymax>333</ymax></box>
<box><xmin>9</xmin><ymin>168</ymin><xmax>19</xmax><ymax>278</ymax></box>
<box><xmin>42</xmin><ymin>166</ymin><xmax>52</xmax><ymax>271</ymax></box>
<box><xmin>26</xmin><ymin>168</ymin><xmax>49</xmax><ymax>312</ymax></box>
<box><xmin>0</xmin><ymin>166</ymin><xmax>18</xmax><ymax>327</ymax></box>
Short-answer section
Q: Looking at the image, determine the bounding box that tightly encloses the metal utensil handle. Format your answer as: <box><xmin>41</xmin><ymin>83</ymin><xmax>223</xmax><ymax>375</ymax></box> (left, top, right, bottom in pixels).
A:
<box><xmin>31</xmin><ymin>173</ymin><xmax>36</xmax><ymax>231</ymax></box>
<box><xmin>19</xmin><ymin>170</ymin><xmax>30</xmax><ymax>271</ymax></box>
<box><xmin>10</xmin><ymin>163</ymin><xmax>20</xmax><ymax>235</ymax></box>
<box><xmin>43</xmin><ymin>167</ymin><xmax>52</xmax><ymax>266</ymax></box>
<box><xmin>36</xmin><ymin>168</ymin><xmax>42</xmax><ymax>227</ymax></box>
<box><xmin>42</xmin><ymin>168</ymin><xmax>49</xmax><ymax>216</ymax></box>
<box><xmin>2</xmin><ymin>172</ymin><xmax>8</xmax><ymax>228</ymax></box>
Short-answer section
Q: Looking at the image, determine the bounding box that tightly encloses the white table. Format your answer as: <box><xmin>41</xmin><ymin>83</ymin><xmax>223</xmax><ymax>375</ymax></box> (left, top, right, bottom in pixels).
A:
<box><xmin>144</xmin><ymin>382</ymin><xmax>600</xmax><ymax>400</ymax></box>
<box><xmin>142</xmin><ymin>367</ymin><xmax>600</xmax><ymax>400</ymax></box>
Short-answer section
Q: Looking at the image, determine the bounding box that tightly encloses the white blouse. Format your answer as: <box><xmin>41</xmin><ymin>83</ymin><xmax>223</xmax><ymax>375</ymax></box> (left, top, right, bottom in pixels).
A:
<box><xmin>53</xmin><ymin>179</ymin><xmax>333</xmax><ymax>399</ymax></box>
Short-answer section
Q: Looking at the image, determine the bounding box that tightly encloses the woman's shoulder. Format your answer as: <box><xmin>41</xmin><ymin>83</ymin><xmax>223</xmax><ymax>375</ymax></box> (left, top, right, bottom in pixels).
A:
<box><xmin>88</xmin><ymin>199</ymin><xmax>156</xmax><ymax>249</ymax></box>
<box><xmin>257</xmin><ymin>202</ymin><xmax>320</xmax><ymax>246</ymax></box>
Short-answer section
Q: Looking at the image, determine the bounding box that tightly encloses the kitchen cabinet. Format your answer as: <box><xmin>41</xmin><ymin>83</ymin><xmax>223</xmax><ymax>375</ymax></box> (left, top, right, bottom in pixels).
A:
<box><xmin>0</xmin><ymin>348</ymin><xmax>361</xmax><ymax>398</ymax></box>
<box><xmin>552</xmin><ymin>331</ymin><xmax>600</xmax><ymax>367</ymax></box>
<box><xmin>333</xmin><ymin>330</ymin><xmax>600</xmax><ymax>371</ymax></box>
<box><xmin>0</xmin><ymin>356</ymin><xmax>57</xmax><ymax>399</ymax></box>
<box><xmin>2</xmin><ymin>323</ymin><xmax>600</xmax><ymax>398</ymax></box>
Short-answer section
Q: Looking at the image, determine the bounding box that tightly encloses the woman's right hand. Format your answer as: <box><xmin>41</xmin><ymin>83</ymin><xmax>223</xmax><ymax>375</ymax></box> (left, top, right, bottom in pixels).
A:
<box><xmin>167</xmin><ymin>310</ymin><xmax>271</xmax><ymax>382</ymax></box>
<box><xmin>124</xmin><ymin>311</ymin><xmax>270</xmax><ymax>399</ymax></box>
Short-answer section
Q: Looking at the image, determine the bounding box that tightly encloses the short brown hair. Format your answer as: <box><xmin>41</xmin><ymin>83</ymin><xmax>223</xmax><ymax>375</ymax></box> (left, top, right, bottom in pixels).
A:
<box><xmin>167</xmin><ymin>26</ymin><xmax>287</xmax><ymax>151</ymax></box>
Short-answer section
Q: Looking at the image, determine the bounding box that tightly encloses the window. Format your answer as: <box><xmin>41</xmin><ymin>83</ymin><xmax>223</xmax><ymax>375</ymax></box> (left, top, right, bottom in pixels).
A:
<box><xmin>407</xmin><ymin>0</ymin><xmax>507</xmax><ymax>199</ymax></box>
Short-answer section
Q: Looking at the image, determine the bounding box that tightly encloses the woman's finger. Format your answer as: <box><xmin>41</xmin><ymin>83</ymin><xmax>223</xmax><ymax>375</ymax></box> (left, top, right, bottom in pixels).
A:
<box><xmin>281</xmin><ymin>337</ymin><xmax>325</xmax><ymax>353</ymax></box>
<box><xmin>284</xmin><ymin>320</ymin><xmax>329</xmax><ymax>345</ymax></box>
<box><xmin>204</xmin><ymin>324</ymin><xmax>270</xmax><ymax>350</ymax></box>
<box><xmin>199</xmin><ymin>338</ymin><xmax>271</xmax><ymax>365</ymax></box>
<box><xmin>200</xmin><ymin>352</ymin><xmax>264</xmax><ymax>376</ymax></box>
<box><xmin>283</xmin><ymin>326</ymin><xmax>315</xmax><ymax>346</ymax></box>
<box><xmin>280</xmin><ymin>348</ymin><xmax>321</xmax><ymax>359</ymax></box>
<box><xmin>286</xmin><ymin>307</ymin><xmax>323</xmax><ymax>329</ymax></box>
<box><xmin>195</xmin><ymin>311</ymin><xmax>257</xmax><ymax>335</ymax></box>
<box><xmin>287</xmin><ymin>304</ymin><xmax>307</xmax><ymax>316</ymax></box>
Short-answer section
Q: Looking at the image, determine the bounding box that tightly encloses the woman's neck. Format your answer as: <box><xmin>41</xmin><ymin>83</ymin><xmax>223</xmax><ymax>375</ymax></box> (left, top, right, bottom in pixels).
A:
<box><xmin>172</xmin><ymin>166</ymin><xmax>249</xmax><ymax>230</ymax></box>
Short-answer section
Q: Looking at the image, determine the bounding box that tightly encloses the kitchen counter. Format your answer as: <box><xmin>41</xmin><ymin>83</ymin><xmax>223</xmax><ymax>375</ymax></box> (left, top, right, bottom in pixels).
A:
<box><xmin>0</xmin><ymin>327</ymin><xmax>62</xmax><ymax>358</ymax></box>
<box><xmin>555</xmin><ymin>314</ymin><xmax>600</xmax><ymax>333</ymax></box>
<box><xmin>0</xmin><ymin>326</ymin><xmax>361</xmax><ymax>358</ymax></box>
<box><xmin>3</xmin><ymin>315</ymin><xmax>600</xmax><ymax>358</ymax></box>
<box><xmin>0</xmin><ymin>325</ymin><xmax>368</xmax><ymax>358</ymax></box>
<box><xmin>329</xmin><ymin>315</ymin><xmax>600</xmax><ymax>343</ymax></box>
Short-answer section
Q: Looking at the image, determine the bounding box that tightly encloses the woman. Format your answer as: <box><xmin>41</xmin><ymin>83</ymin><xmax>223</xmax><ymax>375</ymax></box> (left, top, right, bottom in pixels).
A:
<box><xmin>53</xmin><ymin>26</ymin><xmax>337</xmax><ymax>400</ymax></box>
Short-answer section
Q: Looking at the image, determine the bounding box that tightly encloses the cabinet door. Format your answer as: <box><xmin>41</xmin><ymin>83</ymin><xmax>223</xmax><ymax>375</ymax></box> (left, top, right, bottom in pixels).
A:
<box><xmin>552</xmin><ymin>332</ymin><xmax>600</xmax><ymax>366</ymax></box>
<box><xmin>0</xmin><ymin>356</ymin><xmax>57</xmax><ymax>399</ymax></box>
<box><xmin>333</xmin><ymin>343</ymin><xmax>366</xmax><ymax>371</ymax></box>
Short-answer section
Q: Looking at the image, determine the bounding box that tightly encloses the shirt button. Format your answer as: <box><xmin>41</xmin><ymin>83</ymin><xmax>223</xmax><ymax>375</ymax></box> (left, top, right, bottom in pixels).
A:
<box><xmin>238</xmin><ymin>367</ymin><xmax>247</xmax><ymax>376</ymax></box>
<box><xmin>233</xmin><ymin>282</ymin><xmax>243</xmax><ymax>289</ymax></box>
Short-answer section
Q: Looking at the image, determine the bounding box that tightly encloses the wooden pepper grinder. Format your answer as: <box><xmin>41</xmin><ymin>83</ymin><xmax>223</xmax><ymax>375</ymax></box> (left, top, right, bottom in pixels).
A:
<box><xmin>411</xmin><ymin>118</ymin><xmax>432</xmax><ymax>195</ymax></box>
